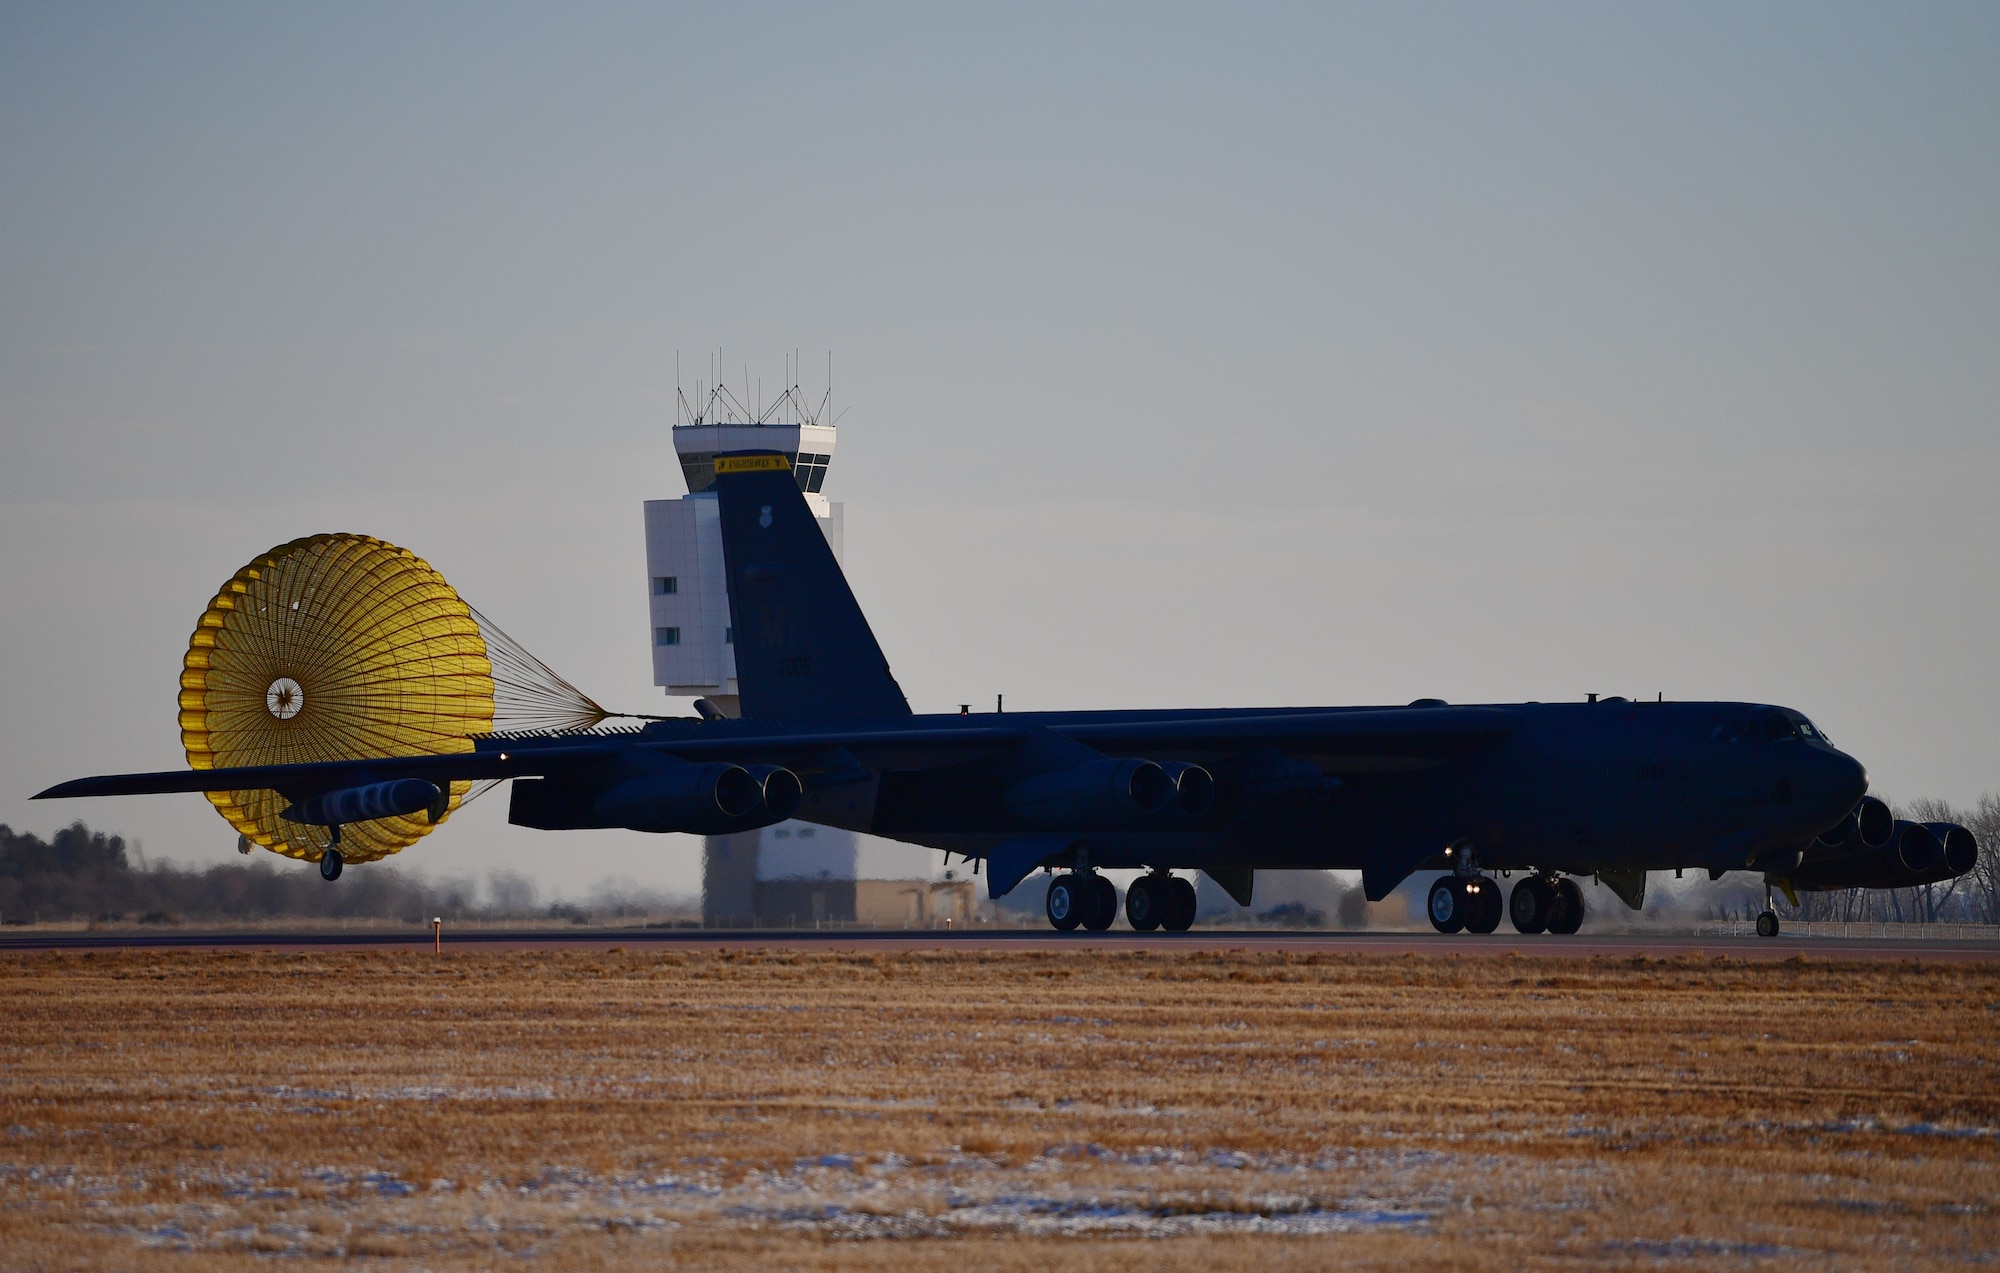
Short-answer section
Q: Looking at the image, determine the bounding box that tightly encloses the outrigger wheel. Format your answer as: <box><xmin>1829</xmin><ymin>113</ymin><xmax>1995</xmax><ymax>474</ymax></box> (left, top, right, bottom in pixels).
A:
<box><xmin>319</xmin><ymin>848</ymin><xmax>344</xmax><ymax>882</ymax></box>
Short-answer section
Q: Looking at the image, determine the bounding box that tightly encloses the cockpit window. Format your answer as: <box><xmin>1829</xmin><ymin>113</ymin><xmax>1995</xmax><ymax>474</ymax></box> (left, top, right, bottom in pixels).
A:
<box><xmin>1753</xmin><ymin>710</ymin><xmax>1797</xmax><ymax>741</ymax></box>
<box><xmin>1714</xmin><ymin>710</ymin><xmax>1801</xmax><ymax>743</ymax></box>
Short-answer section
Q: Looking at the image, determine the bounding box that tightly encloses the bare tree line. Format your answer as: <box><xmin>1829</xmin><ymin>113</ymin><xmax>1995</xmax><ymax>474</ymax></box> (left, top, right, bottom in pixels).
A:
<box><xmin>0</xmin><ymin>822</ymin><xmax>695</xmax><ymax>925</ymax></box>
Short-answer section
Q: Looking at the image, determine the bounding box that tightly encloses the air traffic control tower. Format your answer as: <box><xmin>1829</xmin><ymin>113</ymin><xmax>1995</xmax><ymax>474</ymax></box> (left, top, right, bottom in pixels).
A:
<box><xmin>643</xmin><ymin>418</ymin><xmax>841</xmax><ymax>718</ymax></box>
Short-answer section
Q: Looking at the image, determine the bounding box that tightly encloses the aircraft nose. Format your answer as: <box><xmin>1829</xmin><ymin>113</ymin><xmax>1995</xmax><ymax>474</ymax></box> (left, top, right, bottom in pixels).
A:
<box><xmin>1825</xmin><ymin>748</ymin><xmax>1869</xmax><ymax>811</ymax></box>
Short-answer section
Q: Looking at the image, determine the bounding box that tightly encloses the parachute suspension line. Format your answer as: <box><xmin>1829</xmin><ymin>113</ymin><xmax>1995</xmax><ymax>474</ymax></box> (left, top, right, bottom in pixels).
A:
<box><xmin>466</xmin><ymin>606</ymin><xmax>676</xmax><ymax>734</ymax></box>
<box><xmin>458</xmin><ymin>777</ymin><xmax>507</xmax><ymax>808</ymax></box>
<box><xmin>467</xmin><ymin>605</ymin><xmax>616</xmax><ymax>734</ymax></box>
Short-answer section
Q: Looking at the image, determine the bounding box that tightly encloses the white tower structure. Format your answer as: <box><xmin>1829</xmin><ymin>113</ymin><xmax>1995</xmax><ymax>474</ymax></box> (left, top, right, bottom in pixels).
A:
<box><xmin>646</xmin><ymin>366</ymin><xmax>970</xmax><ymax>927</ymax></box>
<box><xmin>643</xmin><ymin>420</ymin><xmax>841</xmax><ymax>718</ymax></box>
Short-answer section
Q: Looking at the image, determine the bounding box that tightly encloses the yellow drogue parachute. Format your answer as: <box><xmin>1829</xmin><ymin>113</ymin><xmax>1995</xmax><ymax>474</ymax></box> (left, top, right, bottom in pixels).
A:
<box><xmin>179</xmin><ymin>533</ymin><xmax>611</xmax><ymax>865</ymax></box>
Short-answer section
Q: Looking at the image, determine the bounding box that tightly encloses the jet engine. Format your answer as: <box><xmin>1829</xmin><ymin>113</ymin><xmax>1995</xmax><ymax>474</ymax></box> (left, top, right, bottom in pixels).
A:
<box><xmin>1815</xmin><ymin>796</ymin><xmax>1896</xmax><ymax>851</ymax></box>
<box><xmin>1928</xmin><ymin>822</ymin><xmax>1979</xmax><ymax>878</ymax></box>
<box><xmin>1005</xmin><ymin>757</ymin><xmax>1175</xmax><ymax>828</ymax></box>
<box><xmin>1790</xmin><ymin>818</ymin><xmax>1973</xmax><ymax>891</ymax></box>
<box><xmin>509</xmin><ymin>757</ymin><xmax>801</xmax><ymax>835</ymax></box>
<box><xmin>1159</xmin><ymin>762</ymin><xmax>1216</xmax><ymax>818</ymax></box>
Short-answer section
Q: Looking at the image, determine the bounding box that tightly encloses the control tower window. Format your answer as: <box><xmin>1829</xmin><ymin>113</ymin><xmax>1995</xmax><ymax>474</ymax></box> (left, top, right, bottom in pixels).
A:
<box><xmin>655</xmin><ymin>627</ymin><xmax>681</xmax><ymax>646</ymax></box>
<box><xmin>653</xmin><ymin>576</ymin><xmax>678</xmax><ymax>596</ymax></box>
<box><xmin>678</xmin><ymin>453</ymin><xmax>717</xmax><ymax>493</ymax></box>
<box><xmin>794</xmin><ymin>452</ymin><xmax>829</xmax><ymax>493</ymax></box>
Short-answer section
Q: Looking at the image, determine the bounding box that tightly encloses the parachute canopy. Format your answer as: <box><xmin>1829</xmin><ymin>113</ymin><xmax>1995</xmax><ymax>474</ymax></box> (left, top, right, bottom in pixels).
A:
<box><xmin>180</xmin><ymin>534</ymin><xmax>493</xmax><ymax>863</ymax></box>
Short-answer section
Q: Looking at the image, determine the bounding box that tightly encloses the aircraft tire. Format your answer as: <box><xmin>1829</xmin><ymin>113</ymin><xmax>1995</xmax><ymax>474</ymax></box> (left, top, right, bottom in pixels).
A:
<box><xmin>1548</xmin><ymin>878</ymin><xmax>1585</xmax><ymax>934</ymax></box>
<box><xmin>1465</xmin><ymin>877</ymin><xmax>1503</xmax><ymax>934</ymax></box>
<box><xmin>1427</xmin><ymin>878</ymin><xmax>1467</xmax><ymax>934</ymax></box>
<box><xmin>1081</xmin><ymin>874</ymin><xmax>1119</xmax><ymax>932</ymax></box>
<box><xmin>1046</xmin><ymin>874</ymin><xmax>1084</xmax><ymax>931</ymax></box>
<box><xmin>1756</xmin><ymin>910</ymin><xmax>1780</xmax><ymax>938</ymax></box>
<box><xmin>1125</xmin><ymin>875</ymin><xmax>1164</xmax><ymax>931</ymax></box>
<box><xmin>1162</xmin><ymin>876</ymin><xmax>1197</xmax><ymax>932</ymax></box>
<box><xmin>319</xmin><ymin>848</ymin><xmax>343</xmax><ymax>882</ymax></box>
<box><xmin>1510</xmin><ymin>877</ymin><xmax>1551</xmax><ymax>934</ymax></box>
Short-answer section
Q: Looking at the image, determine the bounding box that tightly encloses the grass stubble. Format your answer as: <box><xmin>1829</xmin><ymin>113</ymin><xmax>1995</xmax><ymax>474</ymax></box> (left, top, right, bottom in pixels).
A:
<box><xmin>0</xmin><ymin>946</ymin><xmax>1995</xmax><ymax>1270</ymax></box>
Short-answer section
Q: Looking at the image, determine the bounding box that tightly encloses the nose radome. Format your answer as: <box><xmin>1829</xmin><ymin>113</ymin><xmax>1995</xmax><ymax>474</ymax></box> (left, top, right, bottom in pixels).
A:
<box><xmin>1828</xmin><ymin>749</ymin><xmax>1869</xmax><ymax>809</ymax></box>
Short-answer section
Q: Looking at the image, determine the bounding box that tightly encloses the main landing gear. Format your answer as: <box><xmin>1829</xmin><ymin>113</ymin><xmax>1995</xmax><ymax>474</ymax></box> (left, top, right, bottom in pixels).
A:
<box><xmin>1124</xmin><ymin>871</ymin><xmax>1197</xmax><ymax>933</ymax></box>
<box><xmin>1508</xmin><ymin>874</ymin><xmax>1584</xmax><ymax>935</ymax></box>
<box><xmin>1426</xmin><ymin>875</ymin><xmax>1503</xmax><ymax>934</ymax></box>
<box><xmin>1045</xmin><ymin>871</ymin><xmax>1197</xmax><ymax>933</ymax></box>
<box><xmin>1046</xmin><ymin>872</ymin><xmax>1117</xmax><ymax>932</ymax></box>
<box><xmin>1428</xmin><ymin>868</ymin><xmax>1588</xmax><ymax>936</ymax></box>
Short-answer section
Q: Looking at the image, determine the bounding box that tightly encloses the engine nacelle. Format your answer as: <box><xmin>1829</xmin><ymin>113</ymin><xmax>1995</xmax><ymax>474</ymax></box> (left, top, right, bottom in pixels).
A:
<box><xmin>1928</xmin><ymin>822</ymin><xmax>1979</xmax><ymax>878</ymax></box>
<box><xmin>1005</xmin><ymin>757</ymin><xmax>1172</xmax><ymax>828</ymax></box>
<box><xmin>595</xmin><ymin>761</ymin><xmax>769</xmax><ymax>834</ymax></box>
<box><xmin>509</xmin><ymin>758</ymin><xmax>799</xmax><ymax>835</ymax></box>
<box><xmin>1816</xmin><ymin>796</ymin><xmax>1895</xmax><ymax>850</ymax></box>
<box><xmin>282</xmin><ymin>779</ymin><xmax>444</xmax><ymax>827</ymax></box>
<box><xmin>1791</xmin><ymin>818</ymin><xmax>1969</xmax><ymax>891</ymax></box>
<box><xmin>1159</xmin><ymin>762</ymin><xmax>1216</xmax><ymax>818</ymax></box>
<box><xmin>745</xmin><ymin>764</ymin><xmax>804</xmax><ymax>821</ymax></box>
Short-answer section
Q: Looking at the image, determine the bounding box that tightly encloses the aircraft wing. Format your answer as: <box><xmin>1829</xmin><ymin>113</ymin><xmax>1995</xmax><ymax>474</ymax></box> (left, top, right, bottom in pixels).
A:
<box><xmin>32</xmin><ymin>745</ymin><xmax>620</xmax><ymax>801</ymax></box>
<box><xmin>32</xmin><ymin>708</ymin><xmax>1507</xmax><ymax>804</ymax></box>
<box><xmin>32</xmin><ymin>726</ymin><xmax>1030</xmax><ymax>803</ymax></box>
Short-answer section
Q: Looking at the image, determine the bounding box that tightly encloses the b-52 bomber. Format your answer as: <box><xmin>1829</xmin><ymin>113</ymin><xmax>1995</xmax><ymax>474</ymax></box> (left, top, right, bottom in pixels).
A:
<box><xmin>38</xmin><ymin>451</ymin><xmax>1977</xmax><ymax>937</ymax></box>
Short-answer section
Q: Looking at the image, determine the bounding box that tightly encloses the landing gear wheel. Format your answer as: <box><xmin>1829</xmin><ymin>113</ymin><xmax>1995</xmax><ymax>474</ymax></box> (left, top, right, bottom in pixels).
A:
<box><xmin>1465</xmin><ymin>877</ymin><xmax>1503</xmax><ymax>934</ymax></box>
<box><xmin>1081</xmin><ymin>874</ymin><xmax>1118</xmax><ymax>932</ymax></box>
<box><xmin>1548</xmin><ymin>877</ymin><xmax>1585</xmax><ymax>934</ymax></box>
<box><xmin>319</xmin><ymin>848</ymin><xmax>344</xmax><ymax>882</ymax></box>
<box><xmin>1755</xmin><ymin>910</ymin><xmax>1780</xmax><ymax>938</ymax></box>
<box><xmin>1125</xmin><ymin>875</ymin><xmax>1164</xmax><ymax>931</ymax></box>
<box><xmin>1510</xmin><ymin>877</ymin><xmax>1552</xmax><ymax>934</ymax></box>
<box><xmin>1045</xmin><ymin>874</ymin><xmax>1083</xmax><ymax>931</ymax></box>
<box><xmin>1427</xmin><ymin>877</ymin><xmax>1468</xmax><ymax>934</ymax></box>
<box><xmin>1161</xmin><ymin>876</ymin><xmax>1197</xmax><ymax>932</ymax></box>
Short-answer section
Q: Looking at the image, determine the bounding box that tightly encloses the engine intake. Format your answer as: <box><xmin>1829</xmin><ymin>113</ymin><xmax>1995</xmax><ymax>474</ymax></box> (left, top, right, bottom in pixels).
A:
<box><xmin>1932</xmin><ymin>822</ymin><xmax>1979</xmax><ymax>878</ymax></box>
<box><xmin>1791</xmin><ymin>818</ymin><xmax>1971</xmax><ymax>891</ymax></box>
<box><xmin>1818</xmin><ymin>796</ymin><xmax>1895</xmax><ymax>850</ymax></box>
<box><xmin>1159</xmin><ymin>762</ymin><xmax>1216</xmax><ymax>818</ymax></box>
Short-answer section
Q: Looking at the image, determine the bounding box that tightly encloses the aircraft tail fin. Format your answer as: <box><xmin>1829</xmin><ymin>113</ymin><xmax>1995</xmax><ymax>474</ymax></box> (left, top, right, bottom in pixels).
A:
<box><xmin>713</xmin><ymin>451</ymin><xmax>912</xmax><ymax>721</ymax></box>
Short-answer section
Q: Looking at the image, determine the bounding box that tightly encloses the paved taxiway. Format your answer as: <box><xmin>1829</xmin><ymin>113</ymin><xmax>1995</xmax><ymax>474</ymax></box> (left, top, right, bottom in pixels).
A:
<box><xmin>3</xmin><ymin>928</ymin><xmax>1995</xmax><ymax>960</ymax></box>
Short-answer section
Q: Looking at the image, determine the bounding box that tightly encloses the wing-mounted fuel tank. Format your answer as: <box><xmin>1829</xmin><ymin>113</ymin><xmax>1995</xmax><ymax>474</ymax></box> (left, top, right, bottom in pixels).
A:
<box><xmin>282</xmin><ymin>779</ymin><xmax>448</xmax><ymax>828</ymax></box>
<box><xmin>510</xmin><ymin>750</ymin><xmax>801</xmax><ymax>835</ymax></box>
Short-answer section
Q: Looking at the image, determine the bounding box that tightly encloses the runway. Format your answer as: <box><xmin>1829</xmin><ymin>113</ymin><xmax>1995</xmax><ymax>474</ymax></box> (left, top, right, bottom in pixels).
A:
<box><xmin>3</xmin><ymin>927</ymin><xmax>1996</xmax><ymax>960</ymax></box>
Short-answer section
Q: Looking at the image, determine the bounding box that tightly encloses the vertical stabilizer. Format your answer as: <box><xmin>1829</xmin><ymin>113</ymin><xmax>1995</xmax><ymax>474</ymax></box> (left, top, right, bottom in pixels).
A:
<box><xmin>713</xmin><ymin>451</ymin><xmax>912</xmax><ymax>721</ymax></box>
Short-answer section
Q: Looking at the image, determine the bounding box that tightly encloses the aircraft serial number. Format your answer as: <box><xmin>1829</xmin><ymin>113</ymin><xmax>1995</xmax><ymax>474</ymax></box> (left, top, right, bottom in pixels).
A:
<box><xmin>779</xmin><ymin>657</ymin><xmax>812</xmax><ymax>676</ymax></box>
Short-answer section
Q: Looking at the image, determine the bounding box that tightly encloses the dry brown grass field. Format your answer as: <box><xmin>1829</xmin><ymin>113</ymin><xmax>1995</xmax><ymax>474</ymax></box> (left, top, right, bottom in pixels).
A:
<box><xmin>2</xmin><ymin>947</ymin><xmax>1996</xmax><ymax>1270</ymax></box>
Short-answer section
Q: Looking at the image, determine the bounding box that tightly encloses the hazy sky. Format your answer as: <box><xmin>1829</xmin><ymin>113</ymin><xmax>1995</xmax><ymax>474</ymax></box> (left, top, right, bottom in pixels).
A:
<box><xmin>3</xmin><ymin>3</ymin><xmax>1995</xmax><ymax>899</ymax></box>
